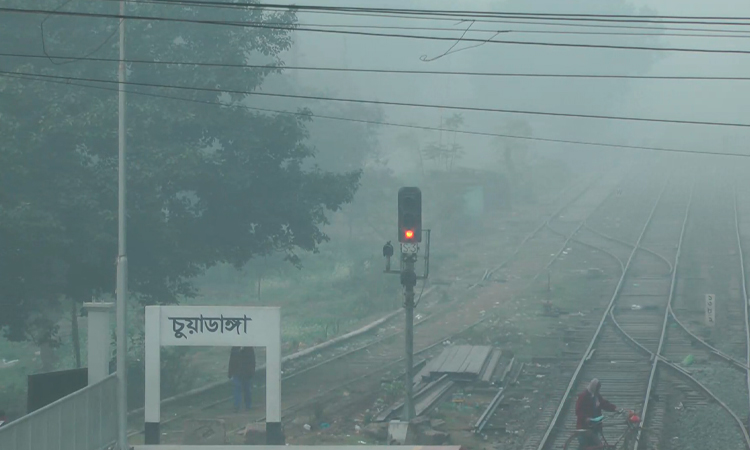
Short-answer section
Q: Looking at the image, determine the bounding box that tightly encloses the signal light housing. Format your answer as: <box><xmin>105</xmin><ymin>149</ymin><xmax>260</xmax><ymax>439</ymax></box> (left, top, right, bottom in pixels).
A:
<box><xmin>398</xmin><ymin>187</ymin><xmax>422</xmax><ymax>243</ymax></box>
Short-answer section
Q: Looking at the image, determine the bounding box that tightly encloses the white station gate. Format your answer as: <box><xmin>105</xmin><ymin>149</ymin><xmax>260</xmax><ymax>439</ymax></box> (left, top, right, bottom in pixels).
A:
<box><xmin>144</xmin><ymin>306</ymin><xmax>282</xmax><ymax>445</ymax></box>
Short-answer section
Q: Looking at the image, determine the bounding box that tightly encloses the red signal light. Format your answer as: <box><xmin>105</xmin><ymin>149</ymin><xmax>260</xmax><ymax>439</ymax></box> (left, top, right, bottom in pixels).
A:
<box><xmin>405</xmin><ymin>229</ymin><xmax>415</xmax><ymax>239</ymax></box>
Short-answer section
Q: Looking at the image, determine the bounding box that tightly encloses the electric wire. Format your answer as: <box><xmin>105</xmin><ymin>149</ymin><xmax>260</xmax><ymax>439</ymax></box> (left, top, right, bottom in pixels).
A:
<box><xmin>43</xmin><ymin>18</ymin><xmax>750</xmax><ymax>38</ymax></box>
<box><xmin>3</xmin><ymin>70</ymin><xmax>750</xmax><ymax>159</ymax></box>
<box><xmin>78</xmin><ymin>0</ymin><xmax>750</xmax><ymax>34</ymax></box>
<box><xmin>3</xmin><ymin>69</ymin><xmax>750</xmax><ymax>129</ymax></box>
<box><xmin>90</xmin><ymin>1</ymin><xmax>750</xmax><ymax>38</ymax></box>
<box><xmin>4</xmin><ymin>52</ymin><xmax>750</xmax><ymax>81</ymax></box>
<box><xmin>7</xmin><ymin>7</ymin><xmax>750</xmax><ymax>55</ymax></box>
<box><xmin>84</xmin><ymin>0</ymin><xmax>750</xmax><ymax>23</ymax></box>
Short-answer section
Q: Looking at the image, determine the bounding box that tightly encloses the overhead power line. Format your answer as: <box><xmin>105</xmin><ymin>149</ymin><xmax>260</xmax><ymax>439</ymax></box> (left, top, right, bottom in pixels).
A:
<box><xmin>7</xmin><ymin>7</ymin><xmax>750</xmax><ymax>55</ymax></box>
<box><xmin>87</xmin><ymin>0</ymin><xmax>750</xmax><ymax>23</ymax></box>
<box><xmin>294</xmin><ymin>25</ymin><xmax>750</xmax><ymax>39</ymax></box>
<box><xmin>4</xmin><ymin>52</ymin><xmax>750</xmax><ymax>81</ymax></box>
<box><xmin>2</xmin><ymin>70</ymin><xmax>749</xmax><ymax>159</ymax></box>
<box><xmin>2</xmin><ymin>69</ymin><xmax>750</xmax><ymax>129</ymax></box>
<box><xmin>459</xmin><ymin>20</ymin><xmax>750</xmax><ymax>34</ymax></box>
<box><xmin>165</xmin><ymin>20</ymin><xmax>750</xmax><ymax>39</ymax></box>
<box><xmin>86</xmin><ymin>0</ymin><xmax>750</xmax><ymax>37</ymax></box>
<box><xmin>85</xmin><ymin>0</ymin><xmax>750</xmax><ymax>35</ymax></box>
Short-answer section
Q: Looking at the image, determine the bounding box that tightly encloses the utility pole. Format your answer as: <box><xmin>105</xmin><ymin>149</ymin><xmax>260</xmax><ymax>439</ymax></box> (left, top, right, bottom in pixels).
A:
<box><xmin>116</xmin><ymin>2</ymin><xmax>129</xmax><ymax>449</ymax></box>
<box><xmin>400</xmin><ymin>250</ymin><xmax>418</xmax><ymax>420</ymax></box>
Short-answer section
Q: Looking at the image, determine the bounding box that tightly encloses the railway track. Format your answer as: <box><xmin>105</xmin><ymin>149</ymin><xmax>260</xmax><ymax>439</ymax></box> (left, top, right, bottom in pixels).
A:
<box><xmin>246</xmin><ymin>174</ymin><xmax>628</xmax><ymax>425</ymax></box>
<box><xmin>323</xmin><ymin>172</ymin><xmax>661</xmax><ymax>439</ymax></box>
<box><xmin>126</xmin><ymin>170</ymin><xmax>631</xmax><ymax>444</ymax></box>
<box><xmin>521</xmin><ymin>176</ymin><xmax>678</xmax><ymax>450</ymax></box>
<box><xmin>519</xmin><ymin>173</ymin><xmax>750</xmax><ymax>450</ymax></box>
<box><xmin>659</xmin><ymin>179</ymin><xmax>750</xmax><ymax>423</ymax></box>
<box><xmin>736</xmin><ymin>184</ymin><xmax>750</xmax><ymax>430</ymax></box>
<box><xmin>633</xmin><ymin>177</ymin><xmax>750</xmax><ymax>450</ymax></box>
<box><xmin>469</xmin><ymin>173</ymin><xmax>676</xmax><ymax>439</ymax></box>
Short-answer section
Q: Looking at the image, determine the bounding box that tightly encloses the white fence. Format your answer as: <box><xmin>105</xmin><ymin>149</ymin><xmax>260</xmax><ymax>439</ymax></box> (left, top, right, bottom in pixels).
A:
<box><xmin>0</xmin><ymin>374</ymin><xmax>118</xmax><ymax>450</ymax></box>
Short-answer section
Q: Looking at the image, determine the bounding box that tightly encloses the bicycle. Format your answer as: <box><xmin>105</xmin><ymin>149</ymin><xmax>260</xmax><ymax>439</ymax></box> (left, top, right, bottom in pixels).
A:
<box><xmin>562</xmin><ymin>410</ymin><xmax>642</xmax><ymax>450</ymax></box>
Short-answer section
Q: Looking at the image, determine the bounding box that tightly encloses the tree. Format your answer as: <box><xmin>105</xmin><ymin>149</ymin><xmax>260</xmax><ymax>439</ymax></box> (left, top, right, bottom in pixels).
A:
<box><xmin>338</xmin><ymin>167</ymin><xmax>399</xmax><ymax>243</ymax></box>
<box><xmin>422</xmin><ymin>141</ymin><xmax>464</xmax><ymax>173</ymax></box>
<box><xmin>422</xmin><ymin>142</ymin><xmax>448</xmax><ymax>170</ymax></box>
<box><xmin>304</xmin><ymin>103</ymin><xmax>385</xmax><ymax>174</ymax></box>
<box><xmin>422</xmin><ymin>114</ymin><xmax>465</xmax><ymax>172</ymax></box>
<box><xmin>0</xmin><ymin>1</ymin><xmax>360</xmax><ymax>348</ymax></box>
<box><xmin>395</xmin><ymin>125</ymin><xmax>425</xmax><ymax>175</ymax></box>
<box><xmin>241</xmin><ymin>252</ymin><xmax>291</xmax><ymax>302</ymax></box>
<box><xmin>494</xmin><ymin>119</ymin><xmax>534</xmax><ymax>206</ymax></box>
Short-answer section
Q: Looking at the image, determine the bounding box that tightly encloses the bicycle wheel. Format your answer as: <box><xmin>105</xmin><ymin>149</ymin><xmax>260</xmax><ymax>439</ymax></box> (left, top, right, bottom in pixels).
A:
<box><xmin>562</xmin><ymin>432</ymin><xmax>580</xmax><ymax>450</ymax></box>
<box><xmin>562</xmin><ymin>432</ymin><xmax>606</xmax><ymax>450</ymax></box>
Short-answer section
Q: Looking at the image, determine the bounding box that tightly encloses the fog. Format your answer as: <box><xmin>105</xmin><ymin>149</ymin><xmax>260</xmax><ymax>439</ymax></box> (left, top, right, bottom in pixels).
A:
<box><xmin>5</xmin><ymin>0</ymin><xmax>750</xmax><ymax>443</ymax></box>
<box><xmin>256</xmin><ymin>0</ymin><xmax>750</xmax><ymax>173</ymax></box>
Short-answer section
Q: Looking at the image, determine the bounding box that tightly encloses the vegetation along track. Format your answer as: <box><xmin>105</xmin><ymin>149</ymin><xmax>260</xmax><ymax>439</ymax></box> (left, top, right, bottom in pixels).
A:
<box><xmin>526</xmin><ymin>173</ymin><xmax>750</xmax><ymax>450</ymax></box>
<box><xmin>128</xmin><ymin>169</ymin><xmax>630</xmax><ymax>442</ymax></box>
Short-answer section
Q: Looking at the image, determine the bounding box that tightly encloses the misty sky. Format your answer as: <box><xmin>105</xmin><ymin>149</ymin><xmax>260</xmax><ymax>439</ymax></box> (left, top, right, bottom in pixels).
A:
<box><xmin>249</xmin><ymin>0</ymin><xmax>750</xmax><ymax>171</ymax></box>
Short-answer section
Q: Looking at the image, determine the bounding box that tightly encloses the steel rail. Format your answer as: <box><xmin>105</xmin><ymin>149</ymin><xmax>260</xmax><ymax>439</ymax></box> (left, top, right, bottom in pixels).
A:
<box><xmin>478</xmin><ymin>173</ymin><xmax>606</xmax><ymax>285</ymax></box>
<box><xmin>609</xmin><ymin>305</ymin><xmax>750</xmax><ymax>448</ymax></box>
<box><xmin>584</xmin><ymin>224</ymin><xmax>674</xmax><ymax>274</ymax></box>
<box><xmin>534</xmin><ymin>176</ymin><xmax>671</xmax><ymax>450</ymax></box>
<box><xmin>586</xmin><ymin>220</ymin><xmax>747</xmax><ymax>369</ymax></box>
<box><xmin>544</xmin><ymin>180</ymin><xmax>750</xmax><ymax>449</ymax></box>
<box><xmin>470</xmin><ymin>174</ymin><xmax>643</xmax><ymax>434</ymax></box>
<box><xmin>634</xmin><ymin>181</ymin><xmax>693</xmax><ymax>450</ymax></box>
<box><xmin>597</xmin><ymin>182</ymin><xmax>750</xmax><ymax>449</ymax></box>
<box><xmin>531</xmin><ymin>179</ymin><xmax>627</xmax><ymax>284</ymax></box>
<box><xmin>247</xmin><ymin>316</ymin><xmax>491</xmax><ymax>425</ymax></box>
<box><xmin>545</xmin><ymin>227</ymin><xmax>626</xmax><ymax>273</ymax></box>
<box><xmin>129</xmin><ymin>172</ymin><xmax>621</xmax><ymax>438</ymax></box>
<box><xmin>588</xmin><ymin>220</ymin><xmax>749</xmax><ymax>370</ymax></box>
<box><xmin>473</xmin><ymin>181</ymin><xmax>629</xmax><ymax>433</ymax></box>
<box><xmin>667</xmin><ymin>308</ymin><xmax>748</xmax><ymax>370</ymax></box>
<box><xmin>128</xmin><ymin>174</ymin><xmax>598</xmax><ymax>420</ymax></box>
<box><xmin>253</xmin><ymin>171</ymin><xmax>629</xmax><ymax>434</ymax></box>
<box><xmin>474</xmin><ymin>388</ymin><xmax>505</xmax><ymax>434</ymax></box>
<box><xmin>388</xmin><ymin>172</ymin><xmax>628</xmax><ymax>432</ymax></box>
<box><xmin>733</xmin><ymin>184</ymin><xmax>750</xmax><ymax>431</ymax></box>
<box><xmin>255</xmin><ymin>174</ymin><xmax>632</xmax><ymax>430</ymax></box>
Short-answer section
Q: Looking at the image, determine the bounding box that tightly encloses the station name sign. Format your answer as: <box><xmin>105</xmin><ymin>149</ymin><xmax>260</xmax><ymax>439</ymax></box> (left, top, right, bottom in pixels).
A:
<box><xmin>168</xmin><ymin>314</ymin><xmax>252</xmax><ymax>340</ymax></box>
<box><xmin>152</xmin><ymin>306</ymin><xmax>280</xmax><ymax>347</ymax></box>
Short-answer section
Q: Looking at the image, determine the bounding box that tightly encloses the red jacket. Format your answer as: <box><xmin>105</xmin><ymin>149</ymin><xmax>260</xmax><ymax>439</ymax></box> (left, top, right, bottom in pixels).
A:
<box><xmin>575</xmin><ymin>390</ymin><xmax>617</xmax><ymax>429</ymax></box>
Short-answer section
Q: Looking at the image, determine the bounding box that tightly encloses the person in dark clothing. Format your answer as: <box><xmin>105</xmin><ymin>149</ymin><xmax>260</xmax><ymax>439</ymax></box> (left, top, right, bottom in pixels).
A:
<box><xmin>228</xmin><ymin>347</ymin><xmax>255</xmax><ymax>412</ymax></box>
<box><xmin>575</xmin><ymin>378</ymin><xmax>620</xmax><ymax>449</ymax></box>
<box><xmin>0</xmin><ymin>410</ymin><xmax>7</xmax><ymax>427</ymax></box>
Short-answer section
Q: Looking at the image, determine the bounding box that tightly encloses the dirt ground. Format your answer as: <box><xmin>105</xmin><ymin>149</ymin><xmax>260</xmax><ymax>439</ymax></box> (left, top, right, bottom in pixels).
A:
<box><xmin>274</xmin><ymin>179</ymin><xmax>640</xmax><ymax>449</ymax></box>
<box><xmin>277</xmin><ymin>240</ymin><xmax>624</xmax><ymax>450</ymax></box>
<box><xmin>138</xmin><ymin>177</ymin><xmax>624</xmax><ymax>447</ymax></box>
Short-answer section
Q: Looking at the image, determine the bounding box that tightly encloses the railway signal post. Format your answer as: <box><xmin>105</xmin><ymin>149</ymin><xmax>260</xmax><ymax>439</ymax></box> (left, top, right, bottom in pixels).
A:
<box><xmin>383</xmin><ymin>187</ymin><xmax>431</xmax><ymax>423</ymax></box>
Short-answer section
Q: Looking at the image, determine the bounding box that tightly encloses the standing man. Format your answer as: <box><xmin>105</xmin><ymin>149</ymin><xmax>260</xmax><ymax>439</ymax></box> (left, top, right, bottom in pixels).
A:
<box><xmin>228</xmin><ymin>347</ymin><xmax>255</xmax><ymax>413</ymax></box>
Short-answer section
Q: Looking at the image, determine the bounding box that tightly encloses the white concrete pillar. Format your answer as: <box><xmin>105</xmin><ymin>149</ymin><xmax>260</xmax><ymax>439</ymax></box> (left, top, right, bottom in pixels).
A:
<box><xmin>82</xmin><ymin>302</ymin><xmax>114</xmax><ymax>384</ymax></box>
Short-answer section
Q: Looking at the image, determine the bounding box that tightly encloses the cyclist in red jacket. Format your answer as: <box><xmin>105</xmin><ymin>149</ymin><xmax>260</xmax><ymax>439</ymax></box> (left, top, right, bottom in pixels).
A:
<box><xmin>575</xmin><ymin>378</ymin><xmax>621</xmax><ymax>448</ymax></box>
